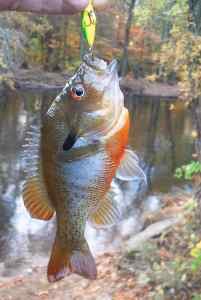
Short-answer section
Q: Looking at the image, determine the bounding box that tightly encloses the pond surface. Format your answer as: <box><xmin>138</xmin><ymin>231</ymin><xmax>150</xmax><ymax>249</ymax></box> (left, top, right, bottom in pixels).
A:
<box><xmin>0</xmin><ymin>87</ymin><xmax>194</xmax><ymax>277</ymax></box>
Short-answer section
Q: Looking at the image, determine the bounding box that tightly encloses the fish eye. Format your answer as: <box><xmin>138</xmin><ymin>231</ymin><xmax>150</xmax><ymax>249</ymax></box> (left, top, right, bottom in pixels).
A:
<box><xmin>70</xmin><ymin>84</ymin><xmax>85</xmax><ymax>101</ymax></box>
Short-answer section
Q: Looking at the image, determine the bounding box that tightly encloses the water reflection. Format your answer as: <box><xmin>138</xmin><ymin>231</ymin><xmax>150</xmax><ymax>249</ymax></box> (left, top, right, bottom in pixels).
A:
<box><xmin>0</xmin><ymin>88</ymin><xmax>193</xmax><ymax>277</ymax></box>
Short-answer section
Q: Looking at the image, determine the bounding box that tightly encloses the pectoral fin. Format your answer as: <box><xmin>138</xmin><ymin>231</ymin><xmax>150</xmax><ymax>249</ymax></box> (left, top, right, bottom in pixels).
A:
<box><xmin>89</xmin><ymin>189</ymin><xmax>121</xmax><ymax>228</ymax></box>
<box><xmin>116</xmin><ymin>149</ymin><xmax>147</xmax><ymax>183</ymax></box>
<box><xmin>23</xmin><ymin>176</ymin><xmax>55</xmax><ymax>220</ymax></box>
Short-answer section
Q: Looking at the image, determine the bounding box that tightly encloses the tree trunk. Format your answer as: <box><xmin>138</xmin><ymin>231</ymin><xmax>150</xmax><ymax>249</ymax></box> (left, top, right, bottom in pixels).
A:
<box><xmin>120</xmin><ymin>0</ymin><xmax>136</xmax><ymax>77</ymax></box>
<box><xmin>188</xmin><ymin>1</ymin><xmax>201</xmax><ymax>203</ymax></box>
<box><xmin>187</xmin><ymin>1</ymin><xmax>201</xmax><ymax>152</ymax></box>
<box><xmin>188</xmin><ymin>0</ymin><xmax>201</xmax><ymax>34</ymax></box>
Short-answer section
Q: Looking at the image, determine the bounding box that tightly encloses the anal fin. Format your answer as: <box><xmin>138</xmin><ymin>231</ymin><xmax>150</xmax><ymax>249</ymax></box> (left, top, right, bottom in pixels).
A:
<box><xmin>89</xmin><ymin>188</ymin><xmax>121</xmax><ymax>228</ymax></box>
<box><xmin>23</xmin><ymin>176</ymin><xmax>55</xmax><ymax>220</ymax></box>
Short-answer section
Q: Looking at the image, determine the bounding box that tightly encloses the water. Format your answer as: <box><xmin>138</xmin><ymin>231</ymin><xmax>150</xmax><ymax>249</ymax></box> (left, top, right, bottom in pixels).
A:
<box><xmin>0</xmin><ymin>87</ymin><xmax>194</xmax><ymax>277</ymax></box>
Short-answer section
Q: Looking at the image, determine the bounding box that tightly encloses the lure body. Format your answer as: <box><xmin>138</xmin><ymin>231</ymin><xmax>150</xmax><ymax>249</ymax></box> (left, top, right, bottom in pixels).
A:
<box><xmin>81</xmin><ymin>0</ymin><xmax>97</xmax><ymax>48</ymax></box>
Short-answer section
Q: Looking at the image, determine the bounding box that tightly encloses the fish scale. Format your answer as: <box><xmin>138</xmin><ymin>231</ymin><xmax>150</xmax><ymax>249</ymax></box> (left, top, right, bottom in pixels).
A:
<box><xmin>87</xmin><ymin>156</ymin><xmax>115</xmax><ymax>211</ymax></box>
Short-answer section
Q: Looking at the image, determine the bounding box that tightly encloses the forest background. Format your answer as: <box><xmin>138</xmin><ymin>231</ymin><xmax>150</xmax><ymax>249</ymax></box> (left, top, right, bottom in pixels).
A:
<box><xmin>1</xmin><ymin>1</ymin><xmax>201</xmax><ymax>299</ymax></box>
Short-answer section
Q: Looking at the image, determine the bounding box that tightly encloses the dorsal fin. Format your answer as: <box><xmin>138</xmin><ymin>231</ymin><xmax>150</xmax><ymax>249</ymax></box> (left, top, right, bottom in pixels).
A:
<box><xmin>22</xmin><ymin>120</ymin><xmax>55</xmax><ymax>220</ymax></box>
<box><xmin>89</xmin><ymin>185</ymin><xmax>121</xmax><ymax>228</ymax></box>
<box><xmin>23</xmin><ymin>176</ymin><xmax>54</xmax><ymax>220</ymax></box>
<box><xmin>116</xmin><ymin>149</ymin><xmax>147</xmax><ymax>183</ymax></box>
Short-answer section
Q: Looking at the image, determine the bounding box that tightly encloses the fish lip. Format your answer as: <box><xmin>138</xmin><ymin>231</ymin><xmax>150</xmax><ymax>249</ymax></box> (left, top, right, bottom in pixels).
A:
<box><xmin>83</xmin><ymin>54</ymin><xmax>109</xmax><ymax>72</ymax></box>
<box><xmin>83</xmin><ymin>54</ymin><xmax>118</xmax><ymax>75</ymax></box>
<box><xmin>83</xmin><ymin>53</ymin><xmax>93</xmax><ymax>65</ymax></box>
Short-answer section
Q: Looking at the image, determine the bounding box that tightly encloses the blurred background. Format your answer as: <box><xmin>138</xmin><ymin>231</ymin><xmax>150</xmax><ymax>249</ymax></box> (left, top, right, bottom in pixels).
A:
<box><xmin>1</xmin><ymin>1</ymin><xmax>201</xmax><ymax>298</ymax></box>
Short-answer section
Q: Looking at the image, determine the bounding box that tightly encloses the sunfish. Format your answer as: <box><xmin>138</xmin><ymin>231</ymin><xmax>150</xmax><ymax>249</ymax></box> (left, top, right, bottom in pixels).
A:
<box><xmin>22</xmin><ymin>54</ymin><xmax>145</xmax><ymax>282</ymax></box>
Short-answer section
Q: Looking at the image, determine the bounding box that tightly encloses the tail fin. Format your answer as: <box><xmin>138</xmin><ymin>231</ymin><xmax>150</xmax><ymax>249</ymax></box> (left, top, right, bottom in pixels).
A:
<box><xmin>47</xmin><ymin>238</ymin><xmax>97</xmax><ymax>282</ymax></box>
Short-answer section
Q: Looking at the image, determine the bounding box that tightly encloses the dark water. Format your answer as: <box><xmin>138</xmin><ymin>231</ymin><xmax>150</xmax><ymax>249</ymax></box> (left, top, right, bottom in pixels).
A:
<box><xmin>0</xmin><ymin>87</ymin><xmax>194</xmax><ymax>277</ymax></box>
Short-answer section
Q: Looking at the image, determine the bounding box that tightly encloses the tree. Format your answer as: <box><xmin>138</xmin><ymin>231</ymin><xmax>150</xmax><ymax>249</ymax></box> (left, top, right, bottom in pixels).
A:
<box><xmin>187</xmin><ymin>0</ymin><xmax>201</xmax><ymax>167</ymax></box>
<box><xmin>120</xmin><ymin>0</ymin><xmax>137</xmax><ymax>77</ymax></box>
<box><xmin>189</xmin><ymin>0</ymin><xmax>201</xmax><ymax>34</ymax></box>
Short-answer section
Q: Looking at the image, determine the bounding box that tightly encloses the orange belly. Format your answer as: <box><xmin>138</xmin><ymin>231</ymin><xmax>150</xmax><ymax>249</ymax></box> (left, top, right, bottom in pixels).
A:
<box><xmin>105</xmin><ymin>109</ymin><xmax>130</xmax><ymax>186</ymax></box>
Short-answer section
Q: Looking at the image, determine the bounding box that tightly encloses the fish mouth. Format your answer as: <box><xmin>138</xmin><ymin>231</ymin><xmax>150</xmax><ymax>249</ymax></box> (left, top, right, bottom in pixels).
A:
<box><xmin>83</xmin><ymin>54</ymin><xmax>118</xmax><ymax>75</ymax></box>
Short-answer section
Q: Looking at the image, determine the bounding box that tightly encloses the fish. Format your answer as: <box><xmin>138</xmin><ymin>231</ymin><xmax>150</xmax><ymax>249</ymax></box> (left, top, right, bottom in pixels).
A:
<box><xmin>22</xmin><ymin>54</ymin><xmax>146</xmax><ymax>283</ymax></box>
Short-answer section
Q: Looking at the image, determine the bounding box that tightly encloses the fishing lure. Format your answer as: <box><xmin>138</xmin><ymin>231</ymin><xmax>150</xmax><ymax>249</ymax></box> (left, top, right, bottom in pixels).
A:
<box><xmin>81</xmin><ymin>0</ymin><xmax>97</xmax><ymax>49</ymax></box>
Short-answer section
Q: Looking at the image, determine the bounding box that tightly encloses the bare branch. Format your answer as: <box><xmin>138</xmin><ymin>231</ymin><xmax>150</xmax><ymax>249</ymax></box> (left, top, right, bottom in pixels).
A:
<box><xmin>0</xmin><ymin>0</ymin><xmax>110</xmax><ymax>14</ymax></box>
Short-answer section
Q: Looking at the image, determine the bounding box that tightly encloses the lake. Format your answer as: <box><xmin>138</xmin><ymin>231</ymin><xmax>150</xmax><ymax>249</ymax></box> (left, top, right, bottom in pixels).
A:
<box><xmin>0</xmin><ymin>87</ymin><xmax>194</xmax><ymax>277</ymax></box>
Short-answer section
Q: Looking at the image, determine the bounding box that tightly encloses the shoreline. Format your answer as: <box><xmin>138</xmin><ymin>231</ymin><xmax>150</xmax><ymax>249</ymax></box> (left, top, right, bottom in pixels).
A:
<box><xmin>1</xmin><ymin>69</ymin><xmax>180</xmax><ymax>100</ymax></box>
